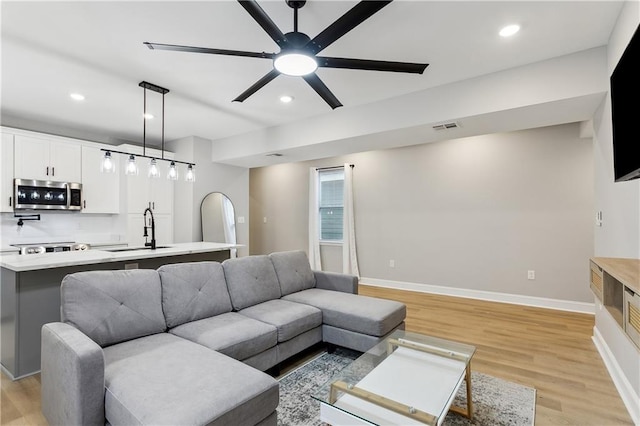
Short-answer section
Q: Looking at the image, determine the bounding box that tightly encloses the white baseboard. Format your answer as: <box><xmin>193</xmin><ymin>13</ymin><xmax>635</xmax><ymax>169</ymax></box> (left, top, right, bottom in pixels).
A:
<box><xmin>360</xmin><ymin>277</ymin><xmax>595</xmax><ymax>314</ymax></box>
<box><xmin>592</xmin><ymin>327</ymin><xmax>640</xmax><ymax>425</ymax></box>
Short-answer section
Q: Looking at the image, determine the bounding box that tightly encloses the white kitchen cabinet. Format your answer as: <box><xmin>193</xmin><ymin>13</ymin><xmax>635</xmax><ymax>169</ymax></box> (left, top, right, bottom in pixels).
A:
<box><xmin>80</xmin><ymin>146</ymin><xmax>120</xmax><ymax>214</ymax></box>
<box><xmin>14</xmin><ymin>135</ymin><xmax>81</xmax><ymax>182</ymax></box>
<box><xmin>126</xmin><ymin>213</ymin><xmax>173</xmax><ymax>247</ymax></box>
<box><xmin>1</xmin><ymin>133</ymin><xmax>15</xmax><ymax>212</ymax></box>
<box><xmin>126</xmin><ymin>160</ymin><xmax>174</xmax><ymax>215</ymax></box>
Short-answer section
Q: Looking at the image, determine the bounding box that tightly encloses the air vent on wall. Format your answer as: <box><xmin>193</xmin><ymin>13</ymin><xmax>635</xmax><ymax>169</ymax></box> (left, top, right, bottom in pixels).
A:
<box><xmin>432</xmin><ymin>121</ymin><xmax>460</xmax><ymax>131</ymax></box>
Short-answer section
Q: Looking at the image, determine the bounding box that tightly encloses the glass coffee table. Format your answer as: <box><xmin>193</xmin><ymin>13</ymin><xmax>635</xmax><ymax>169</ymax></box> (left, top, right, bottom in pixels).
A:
<box><xmin>312</xmin><ymin>330</ymin><xmax>476</xmax><ymax>426</ymax></box>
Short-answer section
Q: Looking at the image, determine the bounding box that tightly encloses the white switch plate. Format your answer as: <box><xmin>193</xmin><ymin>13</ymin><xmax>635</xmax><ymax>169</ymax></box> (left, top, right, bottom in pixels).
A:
<box><xmin>389</xmin><ymin>259</ymin><xmax>395</xmax><ymax>268</ymax></box>
<box><xmin>263</xmin><ymin>217</ymin><xmax>267</xmax><ymax>223</ymax></box>
<box><xmin>527</xmin><ymin>270</ymin><xmax>535</xmax><ymax>280</ymax></box>
<box><xmin>237</xmin><ymin>216</ymin><xmax>245</xmax><ymax>224</ymax></box>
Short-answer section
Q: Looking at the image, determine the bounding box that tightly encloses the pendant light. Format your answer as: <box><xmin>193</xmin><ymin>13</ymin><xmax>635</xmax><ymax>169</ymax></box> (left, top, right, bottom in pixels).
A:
<box><xmin>101</xmin><ymin>151</ymin><xmax>116</xmax><ymax>173</ymax></box>
<box><xmin>148</xmin><ymin>158</ymin><xmax>160</xmax><ymax>178</ymax></box>
<box><xmin>125</xmin><ymin>154</ymin><xmax>139</xmax><ymax>176</ymax></box>
<box><xmin>100</xmin><ymin>81</ymin><xmax>196</xmax><ymax>182</ymax></box>
<box><xmin>167</xmin><ymin>161</ymin><xmax>179</xmax><ymax>180</ymax></box>
<box><xmin>185</xmin><ymin>164</ymin><xmax>195</xmax><ymax>182</ymax></box>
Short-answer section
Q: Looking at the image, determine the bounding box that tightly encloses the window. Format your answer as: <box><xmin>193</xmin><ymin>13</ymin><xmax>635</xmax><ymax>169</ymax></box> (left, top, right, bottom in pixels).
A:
<box><xmin>318</xmin><ymin>168</ymin><xmax>344</xmax><ymax>241</ymax></box>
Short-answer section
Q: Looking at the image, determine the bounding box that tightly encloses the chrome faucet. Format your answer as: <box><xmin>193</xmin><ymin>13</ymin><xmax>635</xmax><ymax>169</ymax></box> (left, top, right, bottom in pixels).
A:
<box><xmin>143</xmin><ymin>207</ymin><xmax>156</xmax><ymax>249</ymax></box>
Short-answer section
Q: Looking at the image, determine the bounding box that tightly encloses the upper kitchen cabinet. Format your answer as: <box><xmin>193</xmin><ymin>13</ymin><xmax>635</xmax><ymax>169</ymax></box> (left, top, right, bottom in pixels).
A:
<box><xmin>126</xmin><ymin>160</ymin><xmax>174</xmax><ymax>215</ymax></box>
<box><xmin>81</xmin><ymin>145</ymin><xmax>120</xmax><ymax>214</ymax></box>
<box><xmin>1</xmin><ymin>133</ymin><xmax>15</xmax><ymax>212</ymax></box>
<box><xmin>14</xmin><ymin>135</ymin><xmax>81</xmax><ymax>182</ymax></box>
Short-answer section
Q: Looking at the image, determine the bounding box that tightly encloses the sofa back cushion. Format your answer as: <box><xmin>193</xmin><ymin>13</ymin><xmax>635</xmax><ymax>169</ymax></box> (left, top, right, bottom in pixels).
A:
<box><xmin>269</xmin><ymin>250</ymin><xmax>316</xmax><ymax>296</ymax></box>
<box><xmin>222</xmin><ymin>255</ymin><xmax>282</xmax><ymax>310</ymax></box>
<box><xmin>61</xmin><ymin>269</ymin><xmax>166</xmax><ymax>347</ymax></box>
<box><xmin>158</xmin><ymin>261</ymin><xmax>232</xmax><ymax>328</ymax></box>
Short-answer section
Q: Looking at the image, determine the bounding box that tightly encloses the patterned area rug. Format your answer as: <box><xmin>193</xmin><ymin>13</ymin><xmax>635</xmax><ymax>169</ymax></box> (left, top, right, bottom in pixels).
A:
<box><xmin>277</xmin><ymin>348</ymin><xmax>535</xmax><ymax>426</ymax></box>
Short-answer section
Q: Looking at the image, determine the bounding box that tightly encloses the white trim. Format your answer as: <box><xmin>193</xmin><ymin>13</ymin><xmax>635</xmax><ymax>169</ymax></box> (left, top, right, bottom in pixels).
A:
<box><xmin>592</xmin><ymin>327</ymin><xmax>640</xmax><ymax>425</ymax></box>
<box><xmin>320</xmin><ymin>240</ymin><xmax>343</xmax><ymax>247</ymax></box>
<box><xmin>360</xmin><ymin>277</ymin><xmax>595</xmax><ymax>314</ymax></box>
<box><xmin>0</xmin><ymin>363</ymin><xmax>39</xmax><ymax>381</ymax></box>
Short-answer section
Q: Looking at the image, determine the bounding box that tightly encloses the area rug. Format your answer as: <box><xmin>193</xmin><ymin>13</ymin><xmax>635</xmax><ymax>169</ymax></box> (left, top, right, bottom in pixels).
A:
<box><xmin>277</xmin><ymin>348</ymin><xmax>535</xmax><ymax>426</ymax></box>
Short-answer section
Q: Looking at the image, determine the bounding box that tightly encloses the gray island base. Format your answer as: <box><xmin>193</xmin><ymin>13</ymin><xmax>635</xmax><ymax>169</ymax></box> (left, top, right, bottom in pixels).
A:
<box><xmin>0</xmin><ymin>242</ymin><xmax>235</xmax><ymax>379</ymax></box>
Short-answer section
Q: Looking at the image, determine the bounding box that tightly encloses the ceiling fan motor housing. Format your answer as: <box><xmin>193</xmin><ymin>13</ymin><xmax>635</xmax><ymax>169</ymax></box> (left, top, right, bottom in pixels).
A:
<box><xmin>286</xmin><ymin>1</ymin><xmax>306</xmax><ymax>9</ymax></box>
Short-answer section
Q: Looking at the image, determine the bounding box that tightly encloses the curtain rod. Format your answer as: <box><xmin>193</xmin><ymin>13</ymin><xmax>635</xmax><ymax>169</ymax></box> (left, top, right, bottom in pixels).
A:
<box><xmin>316</xmin><ymin>164</ymin><xmax>355</xmax><ymax>171</ymax></box>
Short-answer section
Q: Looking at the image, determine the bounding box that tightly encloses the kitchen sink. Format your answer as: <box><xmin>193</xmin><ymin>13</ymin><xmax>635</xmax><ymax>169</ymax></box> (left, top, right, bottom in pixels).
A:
<box><xmin>104</xmin><ymin>246</ymin><xmax>173</xmax><ymax>253</ymax></box>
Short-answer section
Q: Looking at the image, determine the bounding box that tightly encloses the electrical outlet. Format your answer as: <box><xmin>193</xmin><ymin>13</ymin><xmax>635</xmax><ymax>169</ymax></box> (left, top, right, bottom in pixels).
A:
<box><xmin>263</xmin><ymin>217</ymin><xmax>267</xmax><ymax>223</ymax></box>
<box><xmin>237</xmin><ymin>216</ymin><xmax>245</xmax><ymax>224</ymax></box>
<box><xmin>527</xmin><ymin>270</ymin><xmax>535</xmax><ymax>280</ymax></box>
<box><xmin>389</xmin><ymin>259</ymin><xmax>395</xmax><ymax>268</ymax></box>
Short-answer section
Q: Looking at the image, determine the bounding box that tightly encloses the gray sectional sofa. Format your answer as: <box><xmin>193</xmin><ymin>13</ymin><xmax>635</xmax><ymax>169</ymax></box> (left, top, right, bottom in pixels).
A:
<box><xmin>41</xmin><ymin>250</ymin><xmax>406</xmax><ymax>426</ymax></box>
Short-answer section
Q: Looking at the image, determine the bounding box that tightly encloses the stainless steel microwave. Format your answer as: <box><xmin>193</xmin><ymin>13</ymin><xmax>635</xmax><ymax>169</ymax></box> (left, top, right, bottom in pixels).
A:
<box><xmin>14</xmin><ymin>179</ymin><xmax>82</xmax><ymax>211</ymax></box>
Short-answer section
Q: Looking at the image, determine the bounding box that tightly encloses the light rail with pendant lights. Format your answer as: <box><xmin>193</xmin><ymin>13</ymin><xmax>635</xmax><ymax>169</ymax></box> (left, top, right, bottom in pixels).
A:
<box><xmin>100</xmin><ymin>81</ymin><xmax>195</xmax><ymax>182</ymax></box>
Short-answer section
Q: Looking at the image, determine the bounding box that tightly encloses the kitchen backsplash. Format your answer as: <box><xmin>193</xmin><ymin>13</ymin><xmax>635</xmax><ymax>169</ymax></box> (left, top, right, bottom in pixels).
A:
<box><xmin>0</xmin><ymin>212</ymin><xmax>125</xmax><ymax>248</ymax></box>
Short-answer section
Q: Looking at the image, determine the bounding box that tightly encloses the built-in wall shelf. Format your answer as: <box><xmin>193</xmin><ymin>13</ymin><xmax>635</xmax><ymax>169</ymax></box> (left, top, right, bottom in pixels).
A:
<box><xmin>590</xmin><ymin>257</ymin><xmax>640</xmax><ymax>349</ymax></box>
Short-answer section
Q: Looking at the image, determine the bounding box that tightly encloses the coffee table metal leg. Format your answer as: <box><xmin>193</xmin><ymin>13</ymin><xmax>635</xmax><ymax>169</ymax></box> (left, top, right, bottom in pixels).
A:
<box><xmin>449</xmin><ymin>365</ymin><xmax>473</xmax><ymax>420</ymax></box>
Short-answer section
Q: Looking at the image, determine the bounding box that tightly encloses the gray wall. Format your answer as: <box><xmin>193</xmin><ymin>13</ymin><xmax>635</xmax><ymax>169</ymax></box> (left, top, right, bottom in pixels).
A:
<box><xmin>169</xmin><ymin>136</ymin><xmax>249</xmax><ymax>257</ymax></box>
<box><xmin>250</xmin><ymin>122</ymin><xmax>594</xmax><ymax>303</ymax></box>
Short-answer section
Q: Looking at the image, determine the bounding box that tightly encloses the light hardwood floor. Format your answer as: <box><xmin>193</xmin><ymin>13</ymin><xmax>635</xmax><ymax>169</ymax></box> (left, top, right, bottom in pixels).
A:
<box><xmin>1</xmin><ymin>285</ymin><xmax>634</xmax><ymax>425</ymax></box>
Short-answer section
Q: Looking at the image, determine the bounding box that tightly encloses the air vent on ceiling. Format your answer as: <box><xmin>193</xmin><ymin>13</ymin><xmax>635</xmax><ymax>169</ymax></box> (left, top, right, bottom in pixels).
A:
<box><xmin>266</xmin><ymin>153</ymin><xmax>283</xmax><ymax>157</ymax></box>
<box><xmin>432</xmin><ymin>121</ymin><xmax>460</xmax><ymax>131</ymax></box>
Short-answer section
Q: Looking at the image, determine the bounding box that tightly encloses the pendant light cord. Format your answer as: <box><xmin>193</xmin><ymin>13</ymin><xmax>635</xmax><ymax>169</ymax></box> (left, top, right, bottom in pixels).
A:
<box><xmin>143</xmin><ymin>86</ymin><xmax>147</xmax><ymax>157</ymax></box>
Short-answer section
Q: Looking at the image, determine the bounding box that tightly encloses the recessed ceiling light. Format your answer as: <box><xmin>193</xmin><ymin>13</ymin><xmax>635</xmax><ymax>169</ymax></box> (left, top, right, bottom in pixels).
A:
<box><xmin>69</xmin><ymin>93</ymin><xmax>85</xmax><ymax>101</ymax></box>
<box><xmin>280</xmin><ymin>95</ymin><xmax>294</xmax><ymax>103</ymax></box>
<box><xmin>143</xmin><ymin>113</ymin><xmax>154</xmax><ymax>119</ymax></box>
<box><xmin>499</xmin><ymin>24</ymin><xmax>520</xmax><ymax>37</ymax></box>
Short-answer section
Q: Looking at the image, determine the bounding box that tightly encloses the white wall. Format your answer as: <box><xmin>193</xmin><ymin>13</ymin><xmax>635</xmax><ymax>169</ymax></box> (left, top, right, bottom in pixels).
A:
<box><xmin>0</xmin><ymin>211</ymin><xmax>122</xmax><ymax>248</ymax></box>
<box><xmin>250</xmin><ymin>123</ymin><xmax>594</xmax><ymax>305</ymax></box>
<box><xmin>592</xmin><ymin>1</ymin><xmax>640</xmax><ymax>422</ymax></box>
<box><xmin>168</xmin><ymin>136</ymin><xmax>250</xmax><ymax>257</ymax></box>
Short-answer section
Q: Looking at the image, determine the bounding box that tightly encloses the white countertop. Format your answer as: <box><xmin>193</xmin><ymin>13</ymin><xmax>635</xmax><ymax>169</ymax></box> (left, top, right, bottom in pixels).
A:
<box><xmin>0</xmin><ymin>242</ymin><xmax>239</xmax><ymax>272</ymax></box>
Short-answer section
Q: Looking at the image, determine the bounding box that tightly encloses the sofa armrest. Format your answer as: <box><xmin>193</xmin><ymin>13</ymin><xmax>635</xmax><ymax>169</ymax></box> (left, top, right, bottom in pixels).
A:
<box><xmin>313</xmin><ymin>270</ymin><xmax>359</xmax><ymax>294</ymax></box>
<box><xmin>41</xmin><ymin>322</ymin><xmax>105</xmax><ymax>426</ymax></box>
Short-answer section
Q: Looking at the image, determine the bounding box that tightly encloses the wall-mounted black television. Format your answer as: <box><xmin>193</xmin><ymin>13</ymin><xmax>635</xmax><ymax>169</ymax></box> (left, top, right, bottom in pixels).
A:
<box><xmin>610</xmin><ymin>22</ymin><xmax>640</xmax><ymax>182</ymax></box>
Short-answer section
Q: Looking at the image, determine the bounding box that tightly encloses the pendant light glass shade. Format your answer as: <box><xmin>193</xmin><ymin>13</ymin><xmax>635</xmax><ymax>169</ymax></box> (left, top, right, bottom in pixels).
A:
<box><xmin>101</xmin><ymin>151</ymin><xmax>116</xmax><ymax>173</ymax></box>
<box><xmin>125</xmin><ymin>155</ymin><xmax>139</xmax><ymax>176</ymax></box>
<box><xmin>167</xmin><ymin>161</ymin><xmax>179</xmax><ymax>180</ymax></box>
<box><xmin>185</xmin><ymin>164</ymin><xmax>195</xmax><ymax>182</ymax></box>
<box><xmin>148</xmin><ymin>158</ymin><xmax>160</xmax><ymax>178</ymax></box>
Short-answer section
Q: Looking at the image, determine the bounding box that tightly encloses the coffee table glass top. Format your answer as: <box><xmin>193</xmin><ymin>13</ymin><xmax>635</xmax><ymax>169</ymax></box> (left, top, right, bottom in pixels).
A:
<box><xmin>312</xmin><ymin>330</ymin><xmax>476</xmax><ymax>425</ymax></box>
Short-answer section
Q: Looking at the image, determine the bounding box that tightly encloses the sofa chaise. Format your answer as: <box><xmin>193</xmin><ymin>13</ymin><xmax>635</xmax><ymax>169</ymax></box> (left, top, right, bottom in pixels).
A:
<box><xmin>41</xmin><ymin>250</ymin><xmax>406</xmax><ymax>426</ymax></box>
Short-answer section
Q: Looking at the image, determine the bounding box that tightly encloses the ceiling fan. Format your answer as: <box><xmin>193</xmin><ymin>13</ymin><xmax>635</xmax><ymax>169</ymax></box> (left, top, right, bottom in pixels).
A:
<box><xmin>144</xmin><ymin>0</ymin><xmax>428</xmax><ymax>109</ymax></box>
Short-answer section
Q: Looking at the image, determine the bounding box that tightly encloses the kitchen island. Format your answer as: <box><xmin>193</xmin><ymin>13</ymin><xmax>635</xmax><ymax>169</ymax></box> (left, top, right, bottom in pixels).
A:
<box><xmin>0</xmin><ymin>242</ymin><xmax>238</xmax><ymax>379</ymax></box>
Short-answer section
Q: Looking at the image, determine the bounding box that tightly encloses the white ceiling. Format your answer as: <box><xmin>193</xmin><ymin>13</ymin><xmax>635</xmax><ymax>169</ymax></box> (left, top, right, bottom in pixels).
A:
<box><xmin>0</xmin><ymin>0</ymin><xmax>623</xmax><ymax>163</ymax></box>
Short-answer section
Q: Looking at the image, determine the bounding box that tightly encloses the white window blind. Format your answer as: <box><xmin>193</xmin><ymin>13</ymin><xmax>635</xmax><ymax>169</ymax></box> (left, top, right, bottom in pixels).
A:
<box><xmin>318</xmin><ymin>168</ymin><xmax>344</xmax><ymax>241</ymax></box>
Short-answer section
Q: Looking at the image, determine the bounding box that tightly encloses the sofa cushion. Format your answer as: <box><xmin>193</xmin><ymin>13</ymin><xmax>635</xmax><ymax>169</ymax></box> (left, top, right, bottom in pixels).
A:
<box><xmin>282</xmin><ymin>288</ymin><xmax>406</xmax><ymax>337</ymax></box>
<box><xmin>223</xmin><ymin>255</ymin><xmax>282</xmax><ymax>310</ymax></box>
<box><xmin>269</xmin><ymin>250</ymin><xmax>316</xmax><ymax>296</ymax></box>
<box><xmin>61</xmin><ymin>270</ymin><xmax>166</xmax><ymax>347</ymax></box>
<box><xmin>103</xmin><ymin>333</ymin><xmax>279</xmax><ymax>426</ymax></box>
<box><xmin>158</xmin><ymin>261</ymin><xmax>232</xmax><ymax>328</ymax></box>
<box><xmin>239</xmin><ymin>299</ymin><xmax>323</xmax><ymax>343</ymax></box>
<box><xmin>169</xmin><ymin>312</ymin><xmax>277</xmax><ymax>361</ymax></box>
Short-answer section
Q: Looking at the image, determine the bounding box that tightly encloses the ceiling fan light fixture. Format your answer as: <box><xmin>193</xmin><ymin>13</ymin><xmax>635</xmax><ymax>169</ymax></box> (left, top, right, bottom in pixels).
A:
<box><xmin>274</xmin><ymin>51</ymin><xmax>317</xmax><ymax>76</ymax></box>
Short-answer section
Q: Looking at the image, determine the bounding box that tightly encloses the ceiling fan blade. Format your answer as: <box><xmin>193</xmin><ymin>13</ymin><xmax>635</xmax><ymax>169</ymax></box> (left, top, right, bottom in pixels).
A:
<box><xmin>308</xmin><ymin>1</ymin><xmax>393</xmax><ymax>54</ymax></box>
<box><xmin>238</xmin><ymin>0</ymin><xmax>288</xmax><ymax>48</ymax></box>
<box><xmin>233</xmin><ymin>69</ymin><xmax>280</xmax><ymax>103</ymax></box>
<box><xmin>144</xmin><ymin>42</ymin><xmax>275</xmax><ymax>59</ymax></box>
<box><xmin>302</xmin><ymin>73</ymin><xmax>343</xmax><ymax>109</ymax></box>
<box><xmin>317</xmin><ymin>56</ymin><xmax>428</xmax><ymax>74</ymax></box>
